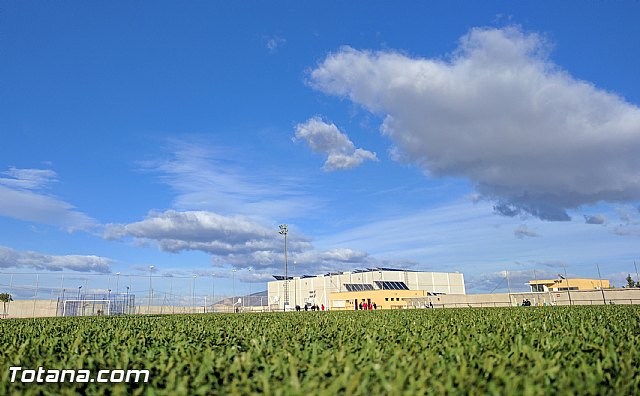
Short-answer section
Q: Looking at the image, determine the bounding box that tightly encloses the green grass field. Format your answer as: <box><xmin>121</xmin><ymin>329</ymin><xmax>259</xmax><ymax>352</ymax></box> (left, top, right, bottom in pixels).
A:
<box><xmin>1</xmin><ymin>306</ymin><xmax>639</xmax><ymax>395</ymax></box>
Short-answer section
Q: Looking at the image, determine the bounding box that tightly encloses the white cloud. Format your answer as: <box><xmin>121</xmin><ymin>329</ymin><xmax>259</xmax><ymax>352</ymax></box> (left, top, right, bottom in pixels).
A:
<box><xmin>0</xmin><ymin>245</ymin><xmax>111</xmax><ymax>273</ymax></box>
<box><xmin>584</xmin><ymin>214</ymin><xmax>607</xmax><ymax>225</ymax></box>
<box><xmin>0</xmin><ymin>167</ymin><xmax>96</xmax><ymax>230</ymax></box>
<box><xmin>144</xmin><ymin>140</ymin><xmax>322</xmax><ymax>221</ymax></box>
<box><xmin>265</xmin><ymin>36</ymin><xmax>286</xmax><ymax>53</ymax></box>
<box><xmin>0</xmin><ymin>167</ymin><xmax>58</xmax><ymax>190</ymax></box>
<box><xmin>309</xmin><ymin>26</ymin><xmax>640</xmax><ymax>221</ymax></box>
<box><xmin>294</xmin><ymin>116</ymin><xmax>378</xmax><ymax>171</ymax></box>
<box><xmin>613</xmin><ymin>205</ymin><xmax>640</xmax><ymax>236</ymax></box>
<box><xmin>105</xmin><ymin>209</ymin><xmax>385</xmax><ymax>275</ymax></box>
<box><xmin>106</xmin><ymin>210</ymin><xmax>312</xmax><ymax>258</ymax></box>
<box><xmin>514</xmin><ymin>224</ymin><xmax>540</xmax><ymax>239</ymax></box>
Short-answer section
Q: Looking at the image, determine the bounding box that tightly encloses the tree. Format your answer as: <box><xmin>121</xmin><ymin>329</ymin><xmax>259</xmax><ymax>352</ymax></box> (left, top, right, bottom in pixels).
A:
<box><xmin>626</xmin><ymin>274</ymin><xmax>636</xmax><ymax>288</ymax></box>
<box><xmin>0</xmin><ymin>293</ymin><xmax>13</xmax><ymax>319</ymax></box>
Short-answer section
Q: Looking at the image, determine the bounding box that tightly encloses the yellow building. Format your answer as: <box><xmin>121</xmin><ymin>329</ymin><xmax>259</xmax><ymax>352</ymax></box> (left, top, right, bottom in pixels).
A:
<box><xmin>329</xmin><ymin>289</ymin><xmax>429</xmax><ymax>310</ymax></box>
<box><xmin>528</xmin><ymin>278</ymin><xmax>610</xmax><ymax>292</ymax></box>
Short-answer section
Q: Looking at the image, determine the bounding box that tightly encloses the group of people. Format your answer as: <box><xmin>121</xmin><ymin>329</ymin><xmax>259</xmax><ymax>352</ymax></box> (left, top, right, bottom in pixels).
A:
<box><xmin>521</xmin><ymin>299</ymin><xmax>532</xmax><ymax>306</ymax></box>
<box><xmin>295</xmin><ymin>304</ymin><xmax>325</xmax><ymax>311</ymax></box>
<box><xmin>355</xmin><ymin>301</ymin><xmax>377</xmax><ymax>310</ymax></box>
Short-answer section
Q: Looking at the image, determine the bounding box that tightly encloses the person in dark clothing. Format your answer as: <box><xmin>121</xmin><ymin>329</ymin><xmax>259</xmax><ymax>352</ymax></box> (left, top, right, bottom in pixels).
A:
<box><xmin>373</xmin><ymin>302</ymin><xmax>377</xmax><ymax>310</ymax></box>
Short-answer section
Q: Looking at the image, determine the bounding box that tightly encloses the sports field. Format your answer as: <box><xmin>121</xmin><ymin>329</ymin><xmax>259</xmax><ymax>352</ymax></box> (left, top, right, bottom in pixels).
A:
<box><xmin>1</xmin><ymin>306</ymin><xmax>639</xmax><ymax>395</ymax></box>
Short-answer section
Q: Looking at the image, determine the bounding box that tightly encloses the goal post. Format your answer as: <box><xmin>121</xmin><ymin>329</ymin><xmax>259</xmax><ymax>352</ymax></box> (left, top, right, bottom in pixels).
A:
<box><xmin>61</xmin><ymin>300</ymin><xmax>111</xmax><ymax>317</ymax></box>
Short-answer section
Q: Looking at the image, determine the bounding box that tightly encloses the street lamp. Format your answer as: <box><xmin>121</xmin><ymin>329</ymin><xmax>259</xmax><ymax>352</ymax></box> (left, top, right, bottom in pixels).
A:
<box><xmin>116</xmin><ymin>272</ymin><xmax>120</xmax><ymax>294</ymax></box>
<box><xmin>279</xmin><ymin>224</ymin><xmax>289</xmax><ymax>310</ymax></box>
<box><xmin>126</xmin><ymin>286</ymin><xmax>130</xmax><ymax>314</ymax></box>
<box><xmin>77</xmin><ymin>286</ymin><xmax>82</xmax><ymax>299</ymax></box>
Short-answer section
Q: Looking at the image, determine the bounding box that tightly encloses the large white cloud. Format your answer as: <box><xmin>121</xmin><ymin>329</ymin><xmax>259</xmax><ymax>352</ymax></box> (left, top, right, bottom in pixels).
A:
<box><xmin>309</xmin><ymin>26</ymin><xmax>640</xmax><ymax>221</ymax></box>
<box><xmin>0</xmin><ymin>245</ymin><xmax>111</xmax><ymax>273</ymax></box>
<box><xmin>105</xmin><ymin>210</ymin><xmax>311</xmax><ymax>256</ymax></box>
<box><xmin>294</xmin><ymin>116</ymin><xmax>378</xmax><ymax>171</ymax></box>
<box><xmin>0</xmin><ymin>167</ymin><xmax>96</xmax><ymax>230</ymax></box>
<box><xmin>105</xmin><ymin>210</ymin><xmax>387</xmax><ymax>274</ymax></box>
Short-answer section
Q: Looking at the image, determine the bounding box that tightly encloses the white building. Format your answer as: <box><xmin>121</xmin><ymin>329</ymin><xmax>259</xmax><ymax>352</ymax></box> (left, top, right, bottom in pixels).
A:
<box><xmin>267</xmin><ymin>267</ymin><xmax>465</xmax><ymax>311</ymax></box>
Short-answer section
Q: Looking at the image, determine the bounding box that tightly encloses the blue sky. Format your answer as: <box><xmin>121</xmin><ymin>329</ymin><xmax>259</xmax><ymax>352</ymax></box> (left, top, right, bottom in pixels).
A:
<box><xmin>1</xmin><ymin>1</ymin><xmax>639</xmax><ymax>299</ymax></box>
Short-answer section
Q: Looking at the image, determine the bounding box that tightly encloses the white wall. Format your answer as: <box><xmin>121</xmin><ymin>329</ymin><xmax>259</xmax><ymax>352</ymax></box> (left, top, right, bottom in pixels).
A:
<box><xmin>267</xmin><ymin>270</ymin><xmax>466</xmax><ymax>311</ymax></box>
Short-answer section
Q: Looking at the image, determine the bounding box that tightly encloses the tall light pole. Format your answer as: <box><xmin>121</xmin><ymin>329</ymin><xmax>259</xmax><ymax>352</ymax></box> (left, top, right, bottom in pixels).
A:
<box><xmin>211</xmin><ymin>273</ymin><xmax>215</xmax><ymax>313</ymax></box>
<box><xmin>597</xmin><ymin>264</ymin><xmax>606</xmax><ymax>305</ymax></box>
<box><xmin>247</xmin><ymin>267</ymin><xmax>253</xmax><ymax>312</ymax></box>
<box><xmin>293</xmin><ymin>261</ymin><xmax>297</xmax><ymax>307</ymax></box>
<box><xmin>192</xmin><ymin>275</ymin><xmax>197</xmax><ymax>313</ymax></box>
<box><xmin>563</xmin><ymin>266</ymin><xmax>572</xmax><ymax>306</ymax></box>
<box><xmin>148</xmin><ymin>265</ymin><xmax>154</xmax><ymax>314</ymax></box>
<box><xmin>279</xmin><ymin>224</ymin><xmax>289</xmax><ymax>310</ymax></box>
<box><xmin>232</xmin><ymin>269</ymin><xmax>237</xmax><ymax>312</ymax></box>
<box><xmin>116</xmin><ymin>272</ymin><xmax>120</xmax><ymax>294</ymax></box>
<box><xmin>59</xmin><ymin>274</ymin><xmax>65</xmax><ymax>300</ymax></box>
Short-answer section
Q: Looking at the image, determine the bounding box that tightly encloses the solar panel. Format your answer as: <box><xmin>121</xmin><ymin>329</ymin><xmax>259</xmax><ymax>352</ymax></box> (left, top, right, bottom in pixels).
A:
<box><xmin>375</xmin><ymin>281</ymin><xmax>409</xmax><ymax>290</ymax></box>
<box><xmin>344</xmin><ymin>283</ymin><xmax>374</xmax><ymax>292</ymax></box>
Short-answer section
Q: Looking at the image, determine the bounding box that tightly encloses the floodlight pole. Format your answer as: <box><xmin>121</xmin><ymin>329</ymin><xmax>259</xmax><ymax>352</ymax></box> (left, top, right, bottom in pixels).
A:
<box><xmin>59</xmin><ymin>274</ymin><xmax>65</xmax><ymax>300</ymax></box>
<box><xmin>596</xmin><ymin>264</ymin><xmax>606</xmax><ymax>305</ymax></box>
<box><xmin>148</xmin><ymin>265</ymin><xmax>154</xmax><ymax>314</ymax></box>
<box><xmin>279</xmin><ymin>224</ymin><xmax>289</xmax><ymax>310</ymax></box>
<box><xmin>192</xmin><ymin>275</ymin><xmax>197</xmax><ymax>313</ymax></box>
<box><xmin>232</xmin><ymin>269</ymin><xmax>237</xmax><ymax>312</ymax></box>
<box><xmin>564</xmin><ymin>267</ymin><xmax>572</xmax><ymax>306</ymax></box>
<box><xmin>506</xmin><ymin>270</ymin><xmax>512</xmax><ymax>305</ymax></box>
<box><xmin>248</xmin><ymin>268</ymin><xmax>253</xmax><ymax>312</ymax></box>
<box><xmin>635</xmin><ymin>260</ymin><xmax>639</xmax><ymax>287</ymax></box>
<box><xmin>211</xmin><ymin>273</ymin><xmax>215</xmax><ymax>313</ymax></box>
<box><xmin>116</xmin><ymin>272</ymin><xmax>120</xmax><ymax>295</ymax></box>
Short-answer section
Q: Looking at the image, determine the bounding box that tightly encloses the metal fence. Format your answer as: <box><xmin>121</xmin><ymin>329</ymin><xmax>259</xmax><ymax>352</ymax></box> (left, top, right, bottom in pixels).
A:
<box><xmin>0</xmin><ymin>271</ymin><xmax>269</xmax><ymax>317</ymax></box>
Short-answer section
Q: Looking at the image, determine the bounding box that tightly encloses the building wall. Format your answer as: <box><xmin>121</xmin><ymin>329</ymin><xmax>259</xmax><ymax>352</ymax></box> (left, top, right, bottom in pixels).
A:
<box><xmin>407</xmin><ymin>288</ymin><xmax>640</xmax><ymax>308</ymax></box>
<box><xmin>330</xmin><ymin>289</ymin><xmax>426</xmax><ymax>310</ymax></box>
<box><xmin>267</xmin><ymin>270</ymin><xmax>465</xmax><ymax>311</ymax></box>
<box><xmin>529</xmin><ymin>278</ymin><xmax>611</xmax><ymax>292</ymax></box>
